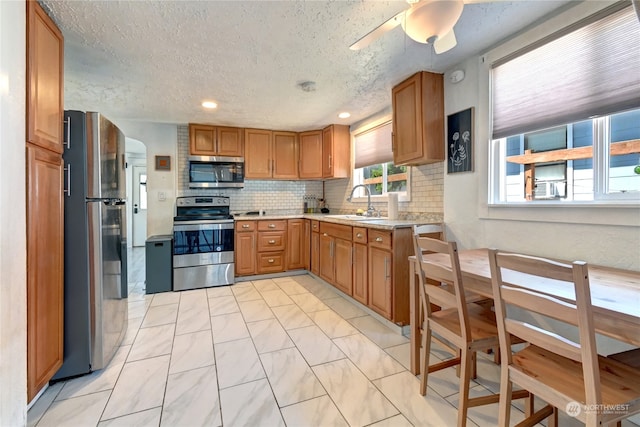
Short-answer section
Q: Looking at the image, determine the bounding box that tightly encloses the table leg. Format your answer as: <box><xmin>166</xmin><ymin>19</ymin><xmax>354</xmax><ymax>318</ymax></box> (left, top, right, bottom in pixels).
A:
<box><xmin>409</xmin><ymin>259</ymin><xmax>420</xmax><ymax>375</ymax></box>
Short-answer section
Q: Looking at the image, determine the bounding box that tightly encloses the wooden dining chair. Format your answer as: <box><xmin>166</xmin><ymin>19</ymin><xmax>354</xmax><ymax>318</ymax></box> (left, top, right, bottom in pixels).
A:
<box><xmin>413</xmin><ymin>236</ymin><xmax>529</xmax><ymax>427</ymax></box>
<box><xmin>488</xmin><ymin>249</ymin><xmax>640</xmax><ymax>427</ymax></box>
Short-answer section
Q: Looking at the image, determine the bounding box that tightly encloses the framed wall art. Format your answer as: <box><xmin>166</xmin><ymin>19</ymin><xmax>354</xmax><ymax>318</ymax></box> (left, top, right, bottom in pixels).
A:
<box><xmin>447</xmin><ymin>107</ymin><xmax>474</xmax><ymax>173</ymax></box>
<box><xmin>155</xmin><ymin>155</ymin><xmax>171</xmax><ymax>171</ymax></box>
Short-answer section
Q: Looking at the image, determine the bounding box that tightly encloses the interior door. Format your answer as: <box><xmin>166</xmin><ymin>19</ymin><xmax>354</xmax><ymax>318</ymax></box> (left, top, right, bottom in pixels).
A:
<box><xmin>132</xmin><ymin>165</ymin><xmax>147</xmax><ymax>247</ymax></box>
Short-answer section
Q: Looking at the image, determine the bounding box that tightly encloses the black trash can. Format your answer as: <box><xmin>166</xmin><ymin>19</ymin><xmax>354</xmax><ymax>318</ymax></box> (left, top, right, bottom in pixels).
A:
<box><xmin>145</xmin><ymin>235</ymin><xmax>173</xmax><ymax>294</ymax></box>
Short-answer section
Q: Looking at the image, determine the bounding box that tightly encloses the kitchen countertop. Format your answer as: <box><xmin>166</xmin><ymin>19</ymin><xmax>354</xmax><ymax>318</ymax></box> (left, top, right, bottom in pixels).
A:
<box><xmin>232</xmin><ymin>213</ymin><xmax>443</xmax><ymax>230</ymax></box>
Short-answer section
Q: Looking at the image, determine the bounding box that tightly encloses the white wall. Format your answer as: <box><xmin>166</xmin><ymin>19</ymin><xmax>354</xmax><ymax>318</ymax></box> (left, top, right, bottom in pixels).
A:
<box><xmin>443</xmin><ymin>1</ymin><xmax>640</xmax><ymax>271</ymax></box>
<box><xmin>0</xmin><ymin>0</ymin><xmax>27</xmax><ymax>424</ymax></box>
<box><xmin>115</xmin><ymin>120</ymin><xmax>178</xmax><ymax>237</ymax></box>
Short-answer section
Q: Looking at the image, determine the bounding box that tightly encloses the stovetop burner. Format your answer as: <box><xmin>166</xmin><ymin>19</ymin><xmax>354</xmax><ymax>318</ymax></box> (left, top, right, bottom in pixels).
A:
<box><xmin>173</xmin><ymin>196</ymin><xmax>232</xmax><ymax>222</ymax></box>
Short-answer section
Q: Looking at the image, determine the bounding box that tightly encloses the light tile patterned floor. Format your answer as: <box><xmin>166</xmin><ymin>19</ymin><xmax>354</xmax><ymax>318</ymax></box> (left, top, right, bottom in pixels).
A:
<box><xmin>28</xmin><ymin>248</ymin><xmax>640</xmax><ymax>427</ymax></box>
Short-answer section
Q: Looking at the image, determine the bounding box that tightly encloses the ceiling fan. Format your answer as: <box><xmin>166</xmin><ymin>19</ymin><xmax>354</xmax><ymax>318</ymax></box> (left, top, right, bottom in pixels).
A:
<box><xmin>350</xmin><ymin>0</ymin><xmax>497</xmax><ymax>54</ymax></box>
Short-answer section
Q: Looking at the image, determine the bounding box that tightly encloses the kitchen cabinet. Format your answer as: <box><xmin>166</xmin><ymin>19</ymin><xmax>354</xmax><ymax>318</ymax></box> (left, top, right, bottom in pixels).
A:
<box><xmin>189</xmin><ymin>124</ymin><xmax>244</xmax><ymax>157</ymax></box>
<box><xmin>286</xmin><ymin>219</ymin><xmax>306</xmax><ymax>270</ymax></box>
<box><xmin>303</xmin><ymin>220</ymin><xmax>311</xmax><ymax>271</ymax></box>
<box><xmin>352</xmin><ymin>227</ymin><xmax>368</xmax><ymax>305</ymax></box>
<box><xmin>26</xmin><ymin>0</ymin><xmax>65</xmax><ymax>402</ymax></box>
<box><xmin>299</xmin><ymin>130</ymin><xmax>323</xmax><ymax>179</ymax></box>
<box><xmin>310</xmin><ymin>220</ymin><xmax>320</xmax><ymax>275</ymax></box>
<box><xmin>245</xmin><ymin>129</ymin><xmax>298</xmax><ymax>179</ymax></box>
<box><xmin>257</xmin><ymin>220</ymin><xmax>287</xmax><ymax>274</ymax></box>
<box><xmin>318</xmin><ymin>222</ymin><xmax>352</xmax><ymax>296</ymax></box>
<box><xmin>322</xmin><ymin>124</ymin><xmax>351</xmax><ymax>179</ymax></box>
<box><xmin>368</xmin><ymin>230</ymin><xmax>393</xmax><ymax>319</ymax></box>
<box><xmin>26</xmin><ymin>145</ymin><xmax>64</xmax><ymax>401</ymax></box>
<box><xmin>392</xmin><ymin>71</ymin><xmax>444</xmax><ymax>166</ymax></box>
<box><xmin>235</xmin><ymin>220</ymin><xmax>256</xmax><ymax>276</ymax></box>
<box><xmin>27</xmin><ymin>0</ymin><xmax>64</xmax><ymax>154</ymax></box>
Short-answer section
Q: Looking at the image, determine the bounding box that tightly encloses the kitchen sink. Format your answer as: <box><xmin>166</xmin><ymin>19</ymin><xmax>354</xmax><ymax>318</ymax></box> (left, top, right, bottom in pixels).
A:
<box><xmin>324</xmin><ymin>214</ymin><xmax>388</xmax><ymax>221</ymax></box>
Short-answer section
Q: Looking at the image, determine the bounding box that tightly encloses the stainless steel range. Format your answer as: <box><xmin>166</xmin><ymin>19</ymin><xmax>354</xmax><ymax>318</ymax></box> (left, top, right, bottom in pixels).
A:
<box><xmin>173</xmin><ymin>196</ymin><xmax>234</xmax><ymax>290</ymax></box>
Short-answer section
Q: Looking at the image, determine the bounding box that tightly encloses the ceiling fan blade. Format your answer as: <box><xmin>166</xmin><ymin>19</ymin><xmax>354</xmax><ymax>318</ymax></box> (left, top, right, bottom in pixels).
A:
<box><xmin>349</xmin><ymin>10</ymin><xmax>405</xmax><ymax>50</ymax></box>
<box><xmin>433</xmin><ymin>29</ymin><xmax>457</xmax><ymax>54</ymax></box>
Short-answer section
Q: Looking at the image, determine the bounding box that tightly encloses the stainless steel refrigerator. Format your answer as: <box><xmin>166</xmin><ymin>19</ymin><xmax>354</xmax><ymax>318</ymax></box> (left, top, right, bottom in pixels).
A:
<box><xmin>52</xmin><ymin>111</ymin><xmax>128</xmax><ymax>380</ymax></box>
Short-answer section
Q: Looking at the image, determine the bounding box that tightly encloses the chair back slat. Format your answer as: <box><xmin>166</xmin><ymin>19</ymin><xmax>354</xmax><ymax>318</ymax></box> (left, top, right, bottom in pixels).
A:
<box><xmin>415</xmin><ymin>236</ymin><xmax>450</xmax><ymax>257</ymax></box>
<box><xmin>504</xmin><ymin>318</ymin><xmax>582</xmax><ymax>362</ymax></box>
<box><xmin>500</xmin><ymin>285</ymin><xmax>578</xmax><ymax>326</ymax></box>
<box><xmin>419</xmin><ymin>269</ymin><xmax>458</xmax><ymax>308</ymax></box>
<box><xmin>497</xmin><ymin>252</ymin><xmax>575</xmax><ymax>282</ymax></box>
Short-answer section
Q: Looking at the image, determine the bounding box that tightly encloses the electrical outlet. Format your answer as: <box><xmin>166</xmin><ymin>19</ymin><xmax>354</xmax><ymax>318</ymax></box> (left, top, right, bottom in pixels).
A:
<box><xmin>158</xmin><ymin>191</ymin><xmax>166</xmax><ymax>201</ymax></box>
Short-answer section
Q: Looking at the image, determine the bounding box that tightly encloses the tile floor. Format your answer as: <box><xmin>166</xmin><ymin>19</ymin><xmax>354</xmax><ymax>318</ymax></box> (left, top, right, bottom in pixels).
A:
<box><xmin>28</xmin><ymin>248</ymin><xmax>640</xmax><ymax>427</ymax></box>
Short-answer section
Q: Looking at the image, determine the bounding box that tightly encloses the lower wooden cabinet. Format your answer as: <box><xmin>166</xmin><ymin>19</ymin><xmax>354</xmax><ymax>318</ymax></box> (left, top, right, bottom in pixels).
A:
<box><xmin>235</xmin><ymin>220</ymin><xmax>256</xmax><ymax>276</ymax></box>
<box><xmin>352</xmin><ymin>227</ymin><xmax>368</xmax><ymax>305</ymax></box>
<box><xmin>333</xmin><ymin>238</ymin><xmax>353</xmax><ymax>295</ymax></box>
<box><xmin>26</xmin><ymin>144</ymin><xmax>64</xmax><ymax>401</ymax></box>
<box><xmin>368</xmin><ymin>246</ymin><xmax>393</xmax><ymax>319</ymax></box>
<box><xmin>310</xmin><ymin>221</ymin><xmax>320</xmax><ymax>275</ymax></box>
<box><xmin>319</xmin><ymin>233</ymin><xmax>334</xmax><ymax>283</ymax></box>
<box><xmin>287</xmin><ymin>219</ymin><xmax>306</xmax><ymax>270</ymax></box>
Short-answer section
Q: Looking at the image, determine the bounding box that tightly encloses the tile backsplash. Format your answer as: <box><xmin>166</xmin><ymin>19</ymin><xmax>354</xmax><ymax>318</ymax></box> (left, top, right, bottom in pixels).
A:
<box><xmin>176</xmin><ymin>125</ymin><xmax>322</xmax><ymax>215</ymax></box>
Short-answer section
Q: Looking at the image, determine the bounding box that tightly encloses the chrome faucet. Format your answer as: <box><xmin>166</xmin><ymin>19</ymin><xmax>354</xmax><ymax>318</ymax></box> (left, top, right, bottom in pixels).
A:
<box><xmin>347</xmin><ymin>184</ymin><xmax>378</xmax><ymax>217</ymax></box>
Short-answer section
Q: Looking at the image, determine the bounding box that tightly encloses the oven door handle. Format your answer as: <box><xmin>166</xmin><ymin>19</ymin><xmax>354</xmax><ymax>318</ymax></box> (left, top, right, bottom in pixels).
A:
<box><xmin>173</xmin><ymin>223</ymin><xmax>235</xmax><ymax>232</ymax></box>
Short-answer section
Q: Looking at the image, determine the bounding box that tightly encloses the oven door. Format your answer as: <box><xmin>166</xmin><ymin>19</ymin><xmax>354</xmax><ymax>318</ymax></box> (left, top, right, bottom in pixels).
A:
<box><xmin>173</xmin><ymin>221</ymin><xmax>234</xmax><ymax>267</ymax></box>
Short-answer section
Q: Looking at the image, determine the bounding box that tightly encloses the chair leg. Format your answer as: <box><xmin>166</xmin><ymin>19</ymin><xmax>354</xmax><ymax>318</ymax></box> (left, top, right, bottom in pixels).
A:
<box><xmin>548</xmin><ymin>407</ymin><xmax>558</xmax><ymax>427</ymax></box>
<box><xmin>457</xmin><ymin>345</ymin><xmax>474</xmax><ymax>427</ymax></box>
<box><xmin>420</xmin><ymin>322</ymin><xmax>432</xmax><ymax>396</ymax></box>
<box><xmin>498</xmin><ymin>364</ymin><xmax>513</xmax><ymax>427</ymax></box>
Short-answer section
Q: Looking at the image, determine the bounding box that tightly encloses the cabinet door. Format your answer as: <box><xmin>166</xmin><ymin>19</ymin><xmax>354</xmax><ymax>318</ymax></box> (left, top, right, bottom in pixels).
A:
<box><xmin>319</xmin><ymin>234</ymin><xmax>334</xmax><ymax>283</ymax></box>
<box><xmin>216</xmin><ymin>126</ymin><xmax>244</xmax><ymax>157</ymax></box>
<box><xmin>245</xmin><ymin>129</ymin><xmax>273</xmax><ymax>178</ymax></box>
<box><xmin>189</xmin><ymin>124</ymin><xmax>216</xmax><ymax>155</ymax></box>
<box><xmin>322</xmin><ymin>126</ymin><xmax>334</xmax><ymax>178</ymax></box>
<box><xmin>311</xmin><ymin>231</ymin><xmax>320</xmax><ymax>275</ymax></box>
<box><xmin>304</xmin><ymin>220</ymin><xmax>311</xmax><ymax>271</ymax></box>
<box><xmin>368</xmin><ymin>247</ymin><xmax>393</xmax><ymax>320</ymax></box>
<box><xmin>298</xmin><ymin>130</ymin><xmax>323</xmax><ymax>179</ymax></box>
<box><xmin>334</xmin><ymin>238</ymin><xmax>353</xmax><ymax>295</ymax></box>
<box><xmin>352</xmin><ymin>243</ymin><xmax>368</xmax><ymax>305</ymax></box>
<box><xmin>287</xmin><ymin>219</ymin><xmax>305</xmax><ymax>270</ymax></box>
<box><xmin>27</xmin><ymin>0</ymin><xmax>64</xmax><ymax>154</ymax></box>
<box><xmin>273</xmin><ymin>131</ymin><xmax>298</xmax><ymax>179</ymax></box>
<box><xmin>392</xmin><ymin>73</ymin><xmax>422</xmax><ymax>165</ymax></box>
<box><xmin>27</xmin><ymin>145</ymin><xmax>64</xmax><ymax>401</ymax></box>
<box><xmin>235</xmin><ymin>232</ymin><xmax>256</xmax><ymax>276</ymax></box>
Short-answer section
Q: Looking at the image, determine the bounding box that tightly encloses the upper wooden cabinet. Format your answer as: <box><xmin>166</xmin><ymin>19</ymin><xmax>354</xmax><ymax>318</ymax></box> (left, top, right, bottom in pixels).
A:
<box><xmin>299</xmin><ymin>130</ymin><xmax>323</xmax><ymax>179</ymax></box>
<box><xmin>189</xmin><ymin>124</ymin><xmax>244</xmax><ymax>157</ymax></box>
<box><xmin>299</xmin><ymin>125</ymin><xmax>350</xmax><ymax>179</ymax></box>
<box><xmin>392</xmin><ymin>71</ymin><xmax>444</xmax><ymax>166</ymax></box>
<box><xmin>245</xmin><ymin>129</ymin><xmax>298</xmax><ymax>179</ymax></box>
<box><xmin>322</xmin><ymin>124</ymin><xmax>350</xmax><ymax>179</ymax></box>
<box><xmin>27</xmin><ymin>0</ymin><xmax>64</xmax><ymax>154</ymax></box>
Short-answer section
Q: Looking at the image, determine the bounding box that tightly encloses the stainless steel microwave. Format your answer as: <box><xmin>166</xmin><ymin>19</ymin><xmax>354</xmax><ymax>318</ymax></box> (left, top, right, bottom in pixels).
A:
<box><xmin>188</xmin><ymin>156</ymin><xmax>244</xmax><ymax>189</ymax></box>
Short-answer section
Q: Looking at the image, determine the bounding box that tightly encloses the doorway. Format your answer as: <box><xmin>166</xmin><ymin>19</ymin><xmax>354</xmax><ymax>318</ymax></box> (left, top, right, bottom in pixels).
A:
<box><xmin>132</xmin><ymin>165</ymin><xmax>147</xmax><ymax>247</ymax></box>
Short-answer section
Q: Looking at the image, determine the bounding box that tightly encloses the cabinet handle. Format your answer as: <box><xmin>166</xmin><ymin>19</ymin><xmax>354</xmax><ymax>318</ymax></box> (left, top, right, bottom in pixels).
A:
<box><xmin>268</xmin><ymin>239</ymin><xmax>276</xmax><ymax>244</ymax></box>
<box><xmin>313</xmin><ymin>225</ymin><xmax>318</xmax><ymax>230</ymax></box>
<box><xmin>64</xmin><ymin>164</ymin><xmax>71</xmax><ymax>197</ymax></box>
<box><xmin>242</xmin><ymin>224</ymin><xmax>250</xmax><ymax>229</ymax></box>
<box><xmin>272</xmin><ymin>159</ymin><xmax>275</xmax><ymax>173</ymax></box>
<box><xmin>376</xmin><ymin>237</ymin><xmax>383</xmax><ymax>242</ymax></box>
<box><xmin>330</xmin><ymin>241</ymin><xmax>334</xmax><ymax>258</ymax></box>
<box><xmin>356</xmin><ymin>233</ymin><xmax>363</xmax><ymax>239</ymax></box>
<box><xmin>384</xmin><ymin>257</ymin><xmax>390</xmax><ymax>278</ymax></box>
<box><xmin>268</xmin><ymin>258</ymin><xmax>275</xmax><ymax>263</ymax></box>
<box><xmin>64</xmin><ymin>117</ymin><xmax>71</xmax><ymax>149</ymax></box>
<box><xmin>268</xmin><ymin>224</ymin><xmax>276</xmax><ymax>229</ymax></box>
<box><xmin>328</xmin><ymin>154</ymin><xmax>332</xmax><ymax>170</ymax></box>
<box><xmin>323</xmin><ymin>233</ymin><xmax>328</xmax><ymax>237</ymax></box>
<box><xmin>351</xmin><ymin>247</ymin><xmax>354</xmax><ymax>266</ymax></box>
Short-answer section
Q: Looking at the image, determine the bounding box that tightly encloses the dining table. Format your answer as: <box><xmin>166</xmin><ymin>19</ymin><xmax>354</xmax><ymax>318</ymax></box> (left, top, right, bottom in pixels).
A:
<box><xmin>408</xmin><ymin>248</ymin><xmax>640</xmax><ymax>375</ymax></box>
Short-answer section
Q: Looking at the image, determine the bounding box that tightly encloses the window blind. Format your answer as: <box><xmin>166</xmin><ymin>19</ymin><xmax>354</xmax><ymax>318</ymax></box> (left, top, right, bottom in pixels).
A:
<box><xmin>491</xmin><ymin>4</ymin><xmax>640</xmax><ymax>139</ymax></box>
<box><xmin>354</xmin><ymin>121</ymin><xmax>393</xmax><ymax>169</ymax></box>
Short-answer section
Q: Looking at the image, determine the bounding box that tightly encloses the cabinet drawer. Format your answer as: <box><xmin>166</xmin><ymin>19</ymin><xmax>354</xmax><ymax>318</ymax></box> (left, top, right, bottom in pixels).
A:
<box><xmin>311</xmin><ymin>220</ymin><xmax>320</xmax><ymax>232</ymax></box>
<box><xmin>319</xmin><ymin>222</ymin><xmax>352</xmax><ymax>241</ymax></box>
<box><xmin>257</xmin><ymin>232</ymin><xmax>286</xmax><ymax>251</ymax></box>
<box><xmin>258</xmin><ymin>220</ymin><xmax>287</xmax><ymax>231</ymax></box>
<box><xmin>353</xmin><ymin>227</ymin><xmax>368</xmax><ymax>244</ymax></box>
<box><xmin>369</xmin><ymin>229</ymin><xmax>392</xmax><ymax>249</ymax></box>
<box><xmin>235</xmin><ymin>220</ymin><xmax>256</xmax><ymax>232</ymax></box>
<box><xmin>257</xmin><ymin>252</ymin><xmax>284</xmax><ymax>273</ymax></box>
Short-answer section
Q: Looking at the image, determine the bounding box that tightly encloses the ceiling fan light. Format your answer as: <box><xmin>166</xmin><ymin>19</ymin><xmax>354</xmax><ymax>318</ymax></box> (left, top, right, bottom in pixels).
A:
<box><xmin>401</xmin><ymin>0</ymin><xmax>463</xmax><ymax>44</ymax></box>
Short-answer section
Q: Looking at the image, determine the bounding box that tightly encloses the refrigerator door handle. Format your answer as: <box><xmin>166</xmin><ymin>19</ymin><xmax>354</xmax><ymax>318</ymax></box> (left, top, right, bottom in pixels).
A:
<box><xmin>64</xmin><ymin>163</ymin><xmax>71</xmax><ymax>197</ymax></box>
<box><xmin>64</xmin><ymin>116</ymin><xmax>71</xmax><ymax>149</ymax></box>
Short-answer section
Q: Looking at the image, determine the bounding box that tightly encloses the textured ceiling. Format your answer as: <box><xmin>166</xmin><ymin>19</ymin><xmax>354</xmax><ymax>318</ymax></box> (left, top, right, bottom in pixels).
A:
<box><xmin>41</xmin><ymin>0</ymin><xmax>576</xmax><ymax>131</ymax></box>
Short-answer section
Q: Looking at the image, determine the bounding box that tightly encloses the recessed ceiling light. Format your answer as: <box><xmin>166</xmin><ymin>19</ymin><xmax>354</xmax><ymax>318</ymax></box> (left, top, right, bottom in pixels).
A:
<box><xmin>202</xmin><ymin>101</ymin><xmax>217</xmax><ymax>109</ymax></box>
<box><xmin>338</xmin><ymin>112</ymin><xmax>351</xmax><ymax>119</ymax></box>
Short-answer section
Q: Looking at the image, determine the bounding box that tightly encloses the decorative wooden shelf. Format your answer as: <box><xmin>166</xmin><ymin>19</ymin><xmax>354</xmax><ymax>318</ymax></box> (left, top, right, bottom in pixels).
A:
<box><xmin>506</xmin><ymin>139</ymin><xmax>640</xmax><ymax>165</ymax></box>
